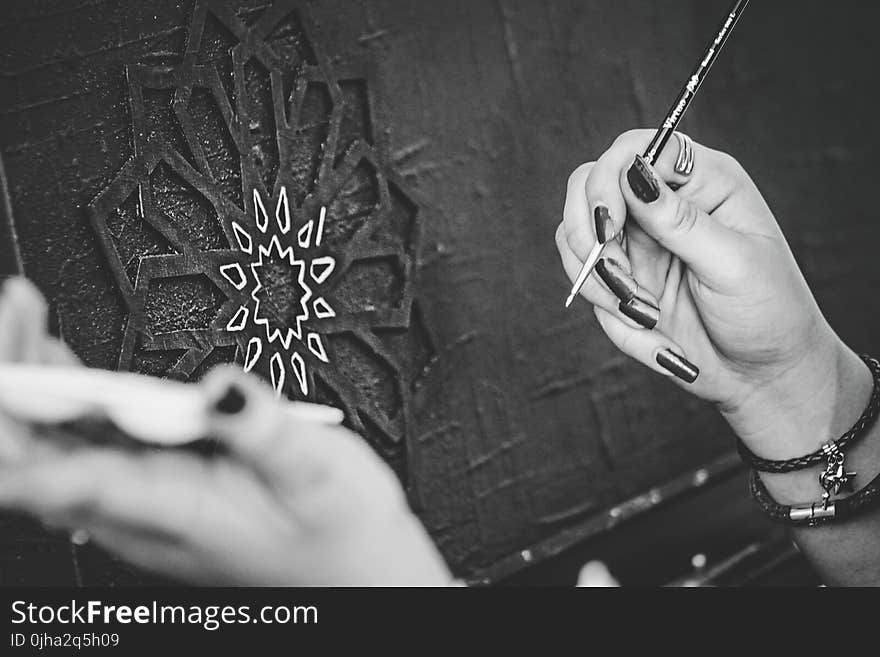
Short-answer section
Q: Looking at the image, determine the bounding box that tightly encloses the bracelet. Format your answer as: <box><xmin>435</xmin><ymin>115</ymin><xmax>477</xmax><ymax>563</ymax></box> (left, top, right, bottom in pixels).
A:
<box><xmin>736</xmin><ymin>355</ymin><xmax>880</xmax><ymax>485</ymax></box>
<box><xmin>749</xmin><ymin>467</ymin><xmax>880</xmax><ymax>527</ymax></box>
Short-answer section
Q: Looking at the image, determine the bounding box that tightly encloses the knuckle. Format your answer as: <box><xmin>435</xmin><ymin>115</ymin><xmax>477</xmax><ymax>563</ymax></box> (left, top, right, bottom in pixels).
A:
<box><xmin>554</xmin><ymin>222</ymin><xmax>567</xmax><ymax>248</ymax></box>
<box><xmin>709</xmin><ymin>150</ymin><xmax>748</xmax><ymax>189</ymax></box>
<box><xmin>717</xmin><ymin>151</ymin><xmax>745</xmax><ymax>177</ymax></box>
<box><xmin>612</xmin><ymin>128</ymin><xmax>653</xmax><ymax>151</ymax></box>
<box><xmin>669</xmin><ymin>195</ymin><xmax>700</xmax><ymax>235</ymax></box>
<box><xmin>615</xmin><ymin>327</ymin><xmax>634</xmax><ymax>356</ymax></box>
<box><xmin>583</xmin><ymin>166</ymin><xmax>604</xmax><ymax>198</ymax></box>
<box><xmin>566</xmin><ymin>162</ymin><xmax>593</xmax><ymax>192</ymax></box>
<box><xmin>563</xmin><ymin>222</ymin><xmax>592</xmax><ymax>260</ymax></box>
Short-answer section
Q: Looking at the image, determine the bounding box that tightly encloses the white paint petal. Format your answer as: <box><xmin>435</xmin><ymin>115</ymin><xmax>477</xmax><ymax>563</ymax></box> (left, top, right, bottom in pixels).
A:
<box><xmin>297</xmin><ymin>220</ymin><xmax>314</xmax><ymax>248</ymax></box>
<box><xmin>290</xmin><ymin>352</ymin><xmax>309</xmax><ymax>396</ymax></box>
<box><xmin>232</xmin><ymin>222</ymin><xmax>252</xmax><ymax>254</ymax></box>
<box><xmin>276</xmin><ymin>186</ymin><xmax>291</xmax><ymax>234</ymax></box>
<box><xmin>315</xmin><ymin>205</ymin><xmax>326</xmax><ymax>246</ymax></box>
<box><xmin>226</xmin><ymin>305</ymin><xmax>249</xmax><ymax>331</ymax></box>
<box><xmin>219</xmin><ymin>263</ymin><xmax>247</xmax><ymax>290</ymax></box>
<box><xmin>270</xmin><ymin>352</ymin><xmax>285</xmax><ymax>398</ymax></box>
<box><xmin>312</xmin><ymin>297</ymin><xmax>336</xmax><ymax>319</ymax></box>
<box><xmin>310</xmin><ymin>256</ymin><xmax>335</xmax><ymax>284</ymax></box>
<box><xmin>244</xmin><ymin>337</ymin><xmax>262</xmax><ymax>372</ymax></box>
<box><xmin>253</xmin><ymin>189</ymin><xmax>269</xmax><ymax>233</ymax></box>
<box><xmin>307</xmin><ymin>332</ymin><xmax>329</xmax><ymax>363</ymax></box>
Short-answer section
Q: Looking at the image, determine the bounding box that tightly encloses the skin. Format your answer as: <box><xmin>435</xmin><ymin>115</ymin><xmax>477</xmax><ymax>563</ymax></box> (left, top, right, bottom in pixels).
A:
<box><xmin>557</xmin><ymin>129</ymin><xmax>880</xmax><ymax>586</ymax></box>
<box><xmin>0</xmin><ymin>278</ymin><xmax>451</xmax><ymax>586</ymax></box>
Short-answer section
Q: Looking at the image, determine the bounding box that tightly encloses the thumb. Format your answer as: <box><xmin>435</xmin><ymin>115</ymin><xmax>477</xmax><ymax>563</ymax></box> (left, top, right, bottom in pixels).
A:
<box><xmin>576</xmin><ymin>560</ymin><xmax>620</xmax><ymax>587</ymax></box>
<box><xmin>200</xmin><ymin>365</ymin><xmax>343</xmax><ymax>487</ymax></box>
<box><xmin>621</xmin><ymin>154</ymin><xmax>749</xmax><ymax>289</ymax></box>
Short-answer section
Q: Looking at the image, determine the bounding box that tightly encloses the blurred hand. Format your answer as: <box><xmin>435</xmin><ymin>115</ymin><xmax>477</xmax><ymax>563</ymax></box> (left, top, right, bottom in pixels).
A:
<box><xmin>0</xmin><ymin>278</ymin><xmax>451</xmax><ymax>586</ymax></box>
<box><xmin>556</xmin><ymin>129</ymin><xmax>869</xmax><ymax>460</ymax></box>
<box><xmin>576</xmin><ymin>561</ymin><xmax>619</xmax><ymax>587</ymax></box>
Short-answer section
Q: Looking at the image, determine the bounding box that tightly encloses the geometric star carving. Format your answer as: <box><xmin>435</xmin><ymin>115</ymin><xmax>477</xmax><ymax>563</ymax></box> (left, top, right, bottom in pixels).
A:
<box><xmin>86</xmin><ymin>0</ymin><xmax>429</xmax><ymax>477</ymax></box>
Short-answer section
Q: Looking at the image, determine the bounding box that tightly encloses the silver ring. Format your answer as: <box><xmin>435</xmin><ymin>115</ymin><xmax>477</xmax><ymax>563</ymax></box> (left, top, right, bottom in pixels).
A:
<box><xmin>70</xmin><ymin>528</ymin><xmax>91</xmax><ymax>546</ymax></box>
<box><xmin>673</xmin><ymin>132</ymin><xmax>695</xmax><ymax>176</ymax></box>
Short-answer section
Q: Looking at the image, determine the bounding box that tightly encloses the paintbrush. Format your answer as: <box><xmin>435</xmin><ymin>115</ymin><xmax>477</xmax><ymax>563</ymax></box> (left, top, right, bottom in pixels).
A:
<box><xmin>0</xmin><ymin>363</ymin><xmax>344</xmax><ymax>446</ymax></box>
<box><xmin>564</xmin><ymin>0</ymin><xmax>749</xmax><ymax>309</ymax></box>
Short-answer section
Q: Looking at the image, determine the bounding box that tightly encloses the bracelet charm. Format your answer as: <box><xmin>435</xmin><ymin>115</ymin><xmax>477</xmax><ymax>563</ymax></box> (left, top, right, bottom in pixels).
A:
<box><xmin>747</xmin><ymin>354</ymin><xmax>880</xmax><ymax>527</ymax></box>
<box><xmin>818</xmin><ymin>443</ymin><xmax>857</xmax><ymax>508</ymax></box>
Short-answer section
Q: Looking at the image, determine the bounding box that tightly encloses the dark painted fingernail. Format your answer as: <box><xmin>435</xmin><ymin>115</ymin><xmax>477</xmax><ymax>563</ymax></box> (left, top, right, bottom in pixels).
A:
<box><xmin>627</xmin><ymin>154</ymin><xmax>660</xmax><ymax>203</ymax></box>
<box><xmin>656</xmin><ymin>349</ymin><xmax>699</xmax><ymax>383</ymax></box>
<box><xmin>594</xmin><ymin>205</ymin><xmax>615</xmax><ymax>244</ymax></box>
<box><xmin>619</xmin><ymin>293</ymin><xmax>660</xmax><ymax>329</ymax></box>
<box><xmin>595</xmin><ymin>258</ymin><xmax>637</xmax><ymax>303</ymax></box>
<box><xmin>213</xmin><ymin>384</ymin><xmax>247</xmax><ymax>414</ymax></box>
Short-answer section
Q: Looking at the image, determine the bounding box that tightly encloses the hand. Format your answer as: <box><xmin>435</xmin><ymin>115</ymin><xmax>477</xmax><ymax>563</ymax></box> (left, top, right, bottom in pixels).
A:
<box><xmin>576</xmin><ymin>561</ymin><xmax>619</xmax><ymax>587</ymax></box>
<box><xmin>0</xmin><ymin>277</ymin><xmax>452</xmax><ymax>586</ymax></box>
<box><xmin>555</xmin><ymin>130</ymin><xmax>871</xmax><ymax>461</ymax></box>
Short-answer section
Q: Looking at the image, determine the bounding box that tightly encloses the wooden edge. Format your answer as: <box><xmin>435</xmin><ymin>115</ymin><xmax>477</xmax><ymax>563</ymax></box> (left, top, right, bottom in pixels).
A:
<box><xmin>0</xmin><ymin>150</ymin><xmax>24</xmax><ymax>279</ymax></box>
<box><xmin>465</xmin><ymin>450</ymin><xmax>744</xmax><ymax>585</ymax></box>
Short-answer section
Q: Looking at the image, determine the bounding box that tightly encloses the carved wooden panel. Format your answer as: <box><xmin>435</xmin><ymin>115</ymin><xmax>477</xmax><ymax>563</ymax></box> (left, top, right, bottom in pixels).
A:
<box><xmin>87</xmin><ymin>1</ymin><xmax>426</xmax><ymax>481</ymax></box>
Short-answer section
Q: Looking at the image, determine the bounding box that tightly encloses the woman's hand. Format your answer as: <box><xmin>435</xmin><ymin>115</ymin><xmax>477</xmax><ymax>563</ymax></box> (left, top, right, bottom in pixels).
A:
<box><xmin>0</xmin><ymin>278</ymin><xmax>452</xmax><ymax>586</ymax></box>
<box><xmin>555</xmin><ymin>129</ymin><xmax>871</xmax><ymax>463</ymax></box>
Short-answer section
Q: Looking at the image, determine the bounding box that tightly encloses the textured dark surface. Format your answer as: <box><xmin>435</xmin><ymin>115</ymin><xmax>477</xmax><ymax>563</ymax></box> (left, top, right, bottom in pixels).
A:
<box><xmin>1</xmin><ymin>0</ymin><xmax>878</xmax><ymax>585</ymax></box>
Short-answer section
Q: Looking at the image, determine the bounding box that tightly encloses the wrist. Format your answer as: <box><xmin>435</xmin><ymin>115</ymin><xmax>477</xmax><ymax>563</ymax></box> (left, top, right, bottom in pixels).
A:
<box><xmin>722</xmin><ymin>334</ymin><xmax>872</xmax><ymax>462</ymax></box>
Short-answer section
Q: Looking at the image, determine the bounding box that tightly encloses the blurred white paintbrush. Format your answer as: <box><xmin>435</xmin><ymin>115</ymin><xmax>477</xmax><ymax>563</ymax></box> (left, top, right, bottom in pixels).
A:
<box><xmin>0</xmin><ymin>363</ymin><xmax>344</xmax><ymax>446</ymax></box>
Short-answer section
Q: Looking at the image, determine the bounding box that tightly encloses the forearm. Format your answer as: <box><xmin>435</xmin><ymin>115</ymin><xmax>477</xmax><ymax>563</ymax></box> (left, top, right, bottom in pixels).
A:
<box><xmin>729</xmin><ymin>341</ymin><xmax>880</xmax><ymax>585</ymax></box>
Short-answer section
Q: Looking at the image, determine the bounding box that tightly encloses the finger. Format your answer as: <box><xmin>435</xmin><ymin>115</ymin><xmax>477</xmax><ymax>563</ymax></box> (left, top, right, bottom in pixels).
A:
<box><xmin>594</xmin><ymin>306</ymin><xmax>699</xmax><ymax>384</ymax></box>
<box><xmin>0</xmin><ymin>282</ymin><xmax>22</xmax><ymax>362</ymax></box>
<box><xmin>601</xmin><ymin>129</ymin><xmax>743</xmax><ymax>212</ymax></box>
<box><xmin>556</xmin><ymin>222</ymin><xmax>620</xmax><ymax>313</ymax></box>
<box><xmin>0</xmin><ymin>277</ymin><xmax>49</xmax><ymax>363</ymax></box>
<box><xmin>561</xmin><ymin>161</ymin><xmax>600</xmax><ymax>263</ymax></box>
<box><xmin>84</xmin><ymin>523</ymin><xmax>209</xmax><ymax>584</ymax></box>
<box><xmin>201</xmin><ymin>366</ymin><xmax>345</xmax><ymax>485</ymax></box>
<box><xmin>556</xmin><ymin>224</ymin><xmax>657</xmax><ymax>329</ymax></box>
<box><xmin>621</xmin><ymin>155</ymin><xmax>750</xmax><ymax>290</ymax></box>
<box><xmin>0</xmin><ymin>409</ymin><xmax>30</xmax><ymax>463</ymax></box>
<box><xmin>582</xmin><ymin>130</ymin><xmax>751</xmax><ymax>295</ymax></box>
<box><xmin>39</xmin><ymin>337</ymin><xmax>80</xmax><ymax>366</ymax></box>
<box><xmin>0</xmin><ymin>404</ymin><xmax>73</xmax><ymax>466</ymax></box>
<box><xmin>577</xmin><ymin>560</ymin><xmax>620</xmax><ymax>587</ymax></box>
<box><xmin>201</xmin><ymin>366</ymin><xmax>407</xmax><ymax>516</ymax></box>
<box><xmin>594</xmin><ymin>257</ymin><xmax>660</xmax><ymax>330</ymax></box>
<box><xmin>582</xmin><ymin>132</ymin><xmax>710</xmax><ymax>297</ymax></box>
<box><xmin>0</xmin><ymin>277</ymin><xmax>77</xmax><ymax>366</ymax></box>
<box><xmin>0</xmin><ymin>448</ymin><xmax>211</xmax><ymax>540</ymax></box>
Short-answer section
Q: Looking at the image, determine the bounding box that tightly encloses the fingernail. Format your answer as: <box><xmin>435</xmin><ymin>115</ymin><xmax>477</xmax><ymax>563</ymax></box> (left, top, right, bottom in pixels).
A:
<box><xmin>595</xmin><ymin>258</ymin><xmax>637</xmax><ymax>303</ymax></box>
<box><xmin>627</xmin><ymin>154</ymin><xmax>660</xmax><ymax>203</ymax></box>
<box><xmin>656</xmin><ymin>349</ymin><xmax>699</xmax><ymax>383</ymax></box>
<box><xmin>213</xmin><ymin>384</ymin><xmax>247</xmax><ymax>414</ymax></box>
<box><xmin>593</xmin><ymin>205</ymin><xmax>615</xmax><ymax>244</ymax></box>
<box><xmin>619</xmin><ymin>293</ymin><xmax>660</xmax><ymax>329</ymax></box>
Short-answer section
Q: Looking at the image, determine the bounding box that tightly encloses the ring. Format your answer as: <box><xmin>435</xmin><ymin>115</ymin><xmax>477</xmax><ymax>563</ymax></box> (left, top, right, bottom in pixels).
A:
<box><xmin>673</xmin><ymin>132</ymin><xmax>695</xmax><ymax>176</ymax></box>
<box><xmin>70</xmin><ymin>528</ymin><xmax>90</xmax><ymax>546</ymax></box>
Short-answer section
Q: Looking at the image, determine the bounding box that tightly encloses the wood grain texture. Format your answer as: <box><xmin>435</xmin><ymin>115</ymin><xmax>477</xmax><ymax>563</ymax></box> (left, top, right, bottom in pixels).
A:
<box><xmin>1</xmin><ymin>0</ymin><xmax>878</xmax><ymax>584</ymax></box>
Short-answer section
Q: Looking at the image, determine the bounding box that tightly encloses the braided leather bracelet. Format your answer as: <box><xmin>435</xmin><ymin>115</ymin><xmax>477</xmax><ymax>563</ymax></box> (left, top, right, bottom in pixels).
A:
<box><xmin>736</xmin><ymin>354</ymin><xmax>880</xmax><ymax>473</ymax></box>
<box><xmin>749</xmin><ymin>468</ymin><xmax>880</xmax><ymax>527</ymax></box>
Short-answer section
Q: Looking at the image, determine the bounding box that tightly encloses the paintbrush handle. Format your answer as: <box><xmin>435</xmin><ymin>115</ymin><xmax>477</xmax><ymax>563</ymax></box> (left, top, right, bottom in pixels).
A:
<box><xmin>643</xmin><ymin>0</ymin><xmax>749</xmax><ymax>165</ymax></box>
<box><xmin>563</xmin><ymin>0</ymin><xmax>749</xmax><ymax>309</ymax></box>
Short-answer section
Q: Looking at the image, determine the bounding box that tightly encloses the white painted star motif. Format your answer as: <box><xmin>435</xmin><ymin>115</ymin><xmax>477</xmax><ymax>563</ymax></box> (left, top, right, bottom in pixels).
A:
<box><xmin>221</xmin><ymin>186</ymin><xmax>335</xmax><ymax>397</ymax></box>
